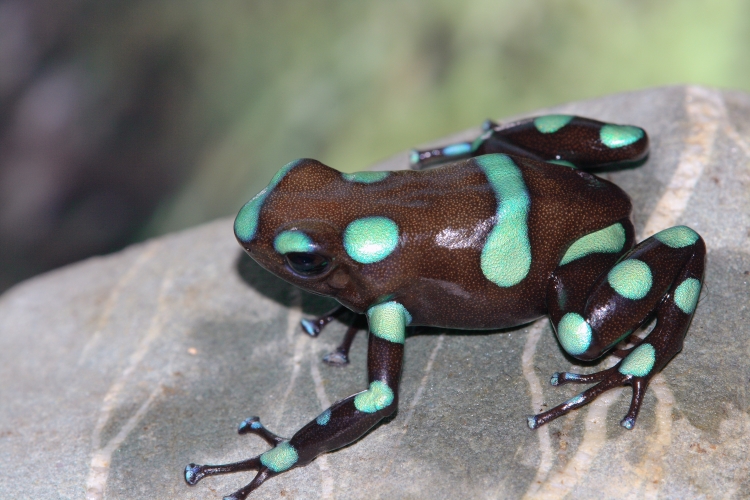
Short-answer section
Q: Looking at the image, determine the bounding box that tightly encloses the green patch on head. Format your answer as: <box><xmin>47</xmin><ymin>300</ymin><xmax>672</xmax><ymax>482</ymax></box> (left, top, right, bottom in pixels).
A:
<box><xmin>618</xmin><ymin>343</ymin><xmax>656</xmax><ymax>377</ymax></box>
<box><xmin>674</xmin><ymin>278</ymin><xmax>701</xmax><ymax>314</ymax></box>
<box><xmin>342</xmin><ymin>171</ymin><xmax>390</xmax><ymax>183</ymax></box>
<box><xmin>234</xmin><ymin>159</ymin><xmax>303</xmax><ymax>242</ymax></box>
<box><xmin>273</xmin><ymin>230</ymin><xmax>314</xmax><ymax>254</ymax></box>
<box><xmin>260</xmin><ymin>441</ymin><xmax>298</xmax><ymax>472</ymax></box>
<box><xmin>534</xmin><ymin>115</ymin><xmax>573</xmax><ymax>134</ymax></box>
<box><xmin>608</xmin><ymin>259</ymin><xmax>653</xmax><ymax>300</ymax></box>
<box><xmin>367</xmin><ymin>301</ymin><xmax>412</xmax><ymax>344</ymax></box>
<box><xmin>599</xmin><ymin>124</ymin><xmax>644</xmax><ymax>149</ymax></box>
<box><xmin>344</xmin><ymin>216</ymin><xmax>399</xmax><ymax>264</ymax></box>
<box><xmin>557</xmin><ymin>312</ymin><xmax>592</xmax><ymax>356</ymax></box>
<box><xmin>560</xmin><ymin>223</ymin><xmax>626</xmax><ymax>265</ymax></box>
<box><xmin>654</xmin><ymin>226</ymin><xmax>699</xmax><ymax>248</ymax></box>
<box><xmin>475</xmin><ymin>154</ymin><xmax>531</xmax><ymax>287</ymax></box>
<box><xmin>354</xmin><ymin>380</ymin><xmax>394</xmax><ymax>413</ymax></box>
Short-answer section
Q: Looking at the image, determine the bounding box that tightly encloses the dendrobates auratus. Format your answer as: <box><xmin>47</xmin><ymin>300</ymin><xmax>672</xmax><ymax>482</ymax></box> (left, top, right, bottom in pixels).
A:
<box><xmin>185</xmin><ymin>115</ymin><xmax>705</xmax><ymax>499</ymax></box>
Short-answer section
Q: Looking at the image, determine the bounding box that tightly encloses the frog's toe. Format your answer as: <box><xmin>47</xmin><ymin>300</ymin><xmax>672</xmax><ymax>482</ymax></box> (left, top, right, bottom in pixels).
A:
<box><xmin>237</xmin><ymin>417</ymin><xmax>286</xmax><ymax>446</ymax></box>
<box><xmin>530</xmin><ymin>368</ymin><xmax>628</xmax><ymax>429</ymax></box>
<box><xmin>184</xmin><ymin>463</ymin><xmax>205</xmax><ymax>485</ymax></box>
<box><xmin>300</xmin><ymin>318</ymin><xmax>321</xmax><ymax>336</ymax></box>
<box><xmin>323</xmin><ymin>349</ymin><xmax>349</xmax><ymax>366</ymax></box>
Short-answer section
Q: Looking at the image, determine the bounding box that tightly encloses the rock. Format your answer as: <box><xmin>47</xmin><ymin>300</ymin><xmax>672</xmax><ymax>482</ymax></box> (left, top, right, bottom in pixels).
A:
<box><xmin>1</xmin><ymin>85</ymin><xmax>749</xmax><ymax>499</ymax></box>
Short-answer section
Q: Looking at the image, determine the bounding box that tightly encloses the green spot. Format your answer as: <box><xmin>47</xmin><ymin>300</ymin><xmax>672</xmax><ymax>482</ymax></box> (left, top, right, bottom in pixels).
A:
<box><xmin>566</xmin><ymin>394</ymin><xmax>586</xmax><ymax>406</ymax></box>
<box><xmin>557</xmin><ymin>312</ymin><xmax>592</xmax><ymax>356</ymax></box>
<box><xmin>342</xmin><ymin>171</ymin><xmax>390</xmax><ymax>183</ymax></box>
<box><xmin>234</xmin><ymin>159</ymin><xmax>302</xmax><ymax>242</ymax></box>
<box><xmin>608</xmin><ymin>259</ymin><xmax>653</xmax><ymax>300</ymax></box>
<box><xmin>354</xmin><ymin>380</ymin><xmax>394</xmax><ymax>413</ymax></box>
<box><xmin>273</xmin><ymin>230</ymin><xmax>314</xmax><ymax>255</ymax></box>
<box><xmin>443</xmin><ymin>143</ymin><xmax>472</xmax><ymax>156</ymax></box>
<box><xmin>344</xmin><ymin>216</ymin><xmax>399</xmax><ymax>264</ymax></box>
<box><xmin>548</xmin><ymin>160</ymin><xmax>577</xmax><ymax>168</ymax></box>
<box><xmin>618</xmin><ymin>343</ymin><xmax>656</xmax><ymax>377</ymax></box>
<box><xmin>316</xmin><ymin>409</ymin><xmax>331</xmax><ymax>426</ymax></box>
<box><xmin>475</xmin><ymin>154</ymin><xmax>531</xmax><ymax>287</ymax></box>
<box><xmin>560</xmin><ymin>223</ymin><xmax>627</xmax><ymax>266</ymax></box>
<box><xmin>534</xmin><ymin>115</ymin><xmax>573</xmax><ymax>134</ymax></box>
<box><xmin>367</xmin><ymin>301</ymin><xmax>412</xmax><ymax>344</ymax></box>
<box><xmin>599</xmin><ymin>124</ymin><xmax>644</xmax><ymax>149</ymax></box>
<box><xmin>654</xmin><ymin>226</ymin><xmax>699</xmax><ymax>248</ymax></box>
<box><xmin>674</xmin><ymin>278</ymin><xmax>701</xmax><ymax>314</ymax></box>
<box><xmin>260</xmin><ymin>441</ymin><xmax>298</xmax><ymax>473</ymax></box>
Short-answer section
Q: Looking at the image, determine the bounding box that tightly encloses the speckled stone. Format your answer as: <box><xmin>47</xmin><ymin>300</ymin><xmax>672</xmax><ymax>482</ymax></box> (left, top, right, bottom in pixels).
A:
<box><xmin>1</xmin><ymin>86</ymin><xmax>749</xmax><ymax>499</ymax></box>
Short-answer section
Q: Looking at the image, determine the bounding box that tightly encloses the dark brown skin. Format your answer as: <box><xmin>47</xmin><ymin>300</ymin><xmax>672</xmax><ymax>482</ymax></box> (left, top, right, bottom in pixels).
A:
<box><xmin>246</xmin><ymin>156</ymin><xmax>632</xmax><ymax>329</ymax></box>
<box><xmin>185</xmin><ymin>115</ymin><xmax>705</xmax><ymax>500</ymax></box>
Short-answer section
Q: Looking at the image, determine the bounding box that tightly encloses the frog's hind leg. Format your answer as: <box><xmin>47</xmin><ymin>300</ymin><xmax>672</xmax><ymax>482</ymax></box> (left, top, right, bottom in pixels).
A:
<box><xmin>410</xmin><ymin>115</ymin><xmax>648</xmax><ymax>170</ymax></box>
<box><xmin>533</xmin><ymin>226</ymin><xmax>706</xmax><ymax>430</ymax></box>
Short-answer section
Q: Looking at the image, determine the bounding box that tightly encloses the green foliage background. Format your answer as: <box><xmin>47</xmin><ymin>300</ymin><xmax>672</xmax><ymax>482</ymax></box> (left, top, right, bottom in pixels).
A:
<box><xmin>6</xmin><ymin>0</ymin><xmax>750</xmax><ymax>244</ymax></box>
<box><xmin>140</xmin><ymin>0</ymin><xmax>749</xmax><ymax>234</ymax></box>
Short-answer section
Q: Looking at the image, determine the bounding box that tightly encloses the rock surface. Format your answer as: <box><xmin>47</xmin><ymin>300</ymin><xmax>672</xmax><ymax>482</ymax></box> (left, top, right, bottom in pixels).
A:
<box><xmin>1</xmin><ymin>86</ymin><xmax>749</xmax><ymax>499</ymax></box>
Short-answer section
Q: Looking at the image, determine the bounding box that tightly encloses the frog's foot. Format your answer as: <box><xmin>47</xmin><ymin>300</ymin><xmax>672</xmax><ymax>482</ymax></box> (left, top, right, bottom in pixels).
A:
<box><xmin>527</xmin><ymin>359</ymin><xmax>650</xmax><ymax>430</ymax></box>
<box><xmin>185</xmin><ymin>417</ymin><xmax>289</xmax><ymax>500</ymax></box>
<box><xmin>321</xmin><ymin>324</ymin><xmax>361</xmax><ymax>366</ymax></box>
<box><xmin>300</xmin><ymin>305</ymin><xmax>347</xmax><ymax>337</ymax></box>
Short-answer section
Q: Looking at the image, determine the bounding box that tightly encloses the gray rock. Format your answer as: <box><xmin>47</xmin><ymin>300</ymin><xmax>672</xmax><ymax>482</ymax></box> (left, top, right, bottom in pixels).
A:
<box><xmin>1</xmin><ymin>85</ymin><xmax>749</xmax><ymax>499</ymax></box>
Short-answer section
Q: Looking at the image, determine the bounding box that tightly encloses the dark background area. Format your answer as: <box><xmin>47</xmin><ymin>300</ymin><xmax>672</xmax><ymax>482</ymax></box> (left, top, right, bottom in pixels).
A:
<box><xmin>1</xmin><ymin>0</ymin><xmax>749</xmax><ymax>292</ymax></box>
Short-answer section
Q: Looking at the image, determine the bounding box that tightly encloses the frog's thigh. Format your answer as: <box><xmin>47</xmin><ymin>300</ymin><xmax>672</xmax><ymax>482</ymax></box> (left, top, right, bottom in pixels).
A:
<box><xmin>551</xmin><ymin>226</ymin><xmax>705</xmax><ymax>363</ymax></box>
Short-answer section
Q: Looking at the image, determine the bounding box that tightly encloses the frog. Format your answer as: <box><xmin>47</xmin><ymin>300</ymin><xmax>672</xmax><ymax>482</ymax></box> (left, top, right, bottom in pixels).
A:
<box><xmin>185</xmin><ymin>114</ymin><xmax>705</xmax><ymax>499</ymax></box>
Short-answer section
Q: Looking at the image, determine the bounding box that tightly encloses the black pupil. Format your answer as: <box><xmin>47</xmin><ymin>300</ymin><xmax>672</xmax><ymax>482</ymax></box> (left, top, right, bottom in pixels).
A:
<box><xmin>285</xmin><ymin>252</ymin><xmax>329</xmax><ymax>276</ymax></box>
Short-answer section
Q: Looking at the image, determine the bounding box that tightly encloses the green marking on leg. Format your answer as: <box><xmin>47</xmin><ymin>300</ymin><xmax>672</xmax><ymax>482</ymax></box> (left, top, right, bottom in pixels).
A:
<box><xmin>316</xmin><ymin>408</ymin><xmax>331</xmax><ymax>426</ymax></box>
<box><xmin>618</xmin><ymin>343</ymin><xmax>656</xmax><ymax>377</ymax></box>
<box><xmin>557</xmin><ymin>312</ymin><xmax>592</xmax><ymax>356</ymax></box>
<box><xmin>533</xmin><ymin>115</ymin><xmax>573</xmax><ymax>134</ymax></box>
<box><xmin>274</xmin><ymin>230</ymin><xmax>314</xmax><ymax>255</ymax></box>
<box><xmin>475</xmin><ymin>154</ymin><xmax>531</xmax><ymax>287</ymax></box>
<box><xmin>560</xmin><ymin>223</ymin><xmax>626</xmax><ymax>265</ymax></box>
<box><xmin>599</xmin><ymin>124</ymin><xmax>644</xmax><ymax>148</ymax></box>
<box><xmin>342</xmin><ymin>171</ymin><xmax>390</xmax><ymax>183</ymax></box>
<box><xmin>260</xmin><ymin>441</ymin><xmax>298</xmax><ymax>473</ymax></box>
<box><xmin>654</xmin><ymin>226</ymin><xmax>699</xmax><ymax>248</ymax></box>
<box><xmin>344</xmin><ymin>216</ymin><xmax>399</xmax><ymax>264</ymax></box>
<box><xmin>674</xmin><ymin>278</ymin><xmax>701</xmax><ymax>314</ymax></box>
<box><xmin>442</xmin><ymin>142</ymin><xmax>472</xmax><ymax>156</ymax></box>
<box><xmin>354</xmin><ymin>380</ymin><xmax>394</xmax><ymax>413</ymax></box>
<box><xmin>608</xmin><ymin>259</ymin><xmax>653</xmax><ymax>300</ymax></box>
<box><xmin>234</xmin><ymin>159</ymin><xmax>303</xmax><ymax>242</ymax></box>
<box><xmin>367</xmin><ymin>301</ymin><xmax>412</xmax><ymax>344</ymax></box>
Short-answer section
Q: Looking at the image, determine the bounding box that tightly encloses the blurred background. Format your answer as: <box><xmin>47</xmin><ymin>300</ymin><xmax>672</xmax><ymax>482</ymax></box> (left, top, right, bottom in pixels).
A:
<box><xmin>1</xmin><ymin>0</ymin><xmax>749</xmax><ymax>292</ymax></box>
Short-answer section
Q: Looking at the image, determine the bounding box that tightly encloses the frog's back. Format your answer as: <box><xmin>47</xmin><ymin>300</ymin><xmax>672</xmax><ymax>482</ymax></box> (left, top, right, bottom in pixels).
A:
<box><xmin>256</xmin><ymin>155</ymin><xmax>631</xmax><ymax>329</ymax></box>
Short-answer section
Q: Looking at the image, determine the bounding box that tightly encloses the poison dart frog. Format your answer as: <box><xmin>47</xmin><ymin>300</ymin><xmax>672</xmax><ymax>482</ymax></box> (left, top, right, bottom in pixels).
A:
<box><xmin>185</xmin><ymin>115</ymin><xmax>705</xmax><ymax>499</ymax></box>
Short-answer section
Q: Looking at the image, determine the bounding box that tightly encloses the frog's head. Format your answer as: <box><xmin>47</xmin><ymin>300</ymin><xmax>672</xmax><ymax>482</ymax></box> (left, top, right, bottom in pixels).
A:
<box><xmin>234</xmin><ymin>158</ymin><xmax>366</xmax><ymax>306</ymax></box>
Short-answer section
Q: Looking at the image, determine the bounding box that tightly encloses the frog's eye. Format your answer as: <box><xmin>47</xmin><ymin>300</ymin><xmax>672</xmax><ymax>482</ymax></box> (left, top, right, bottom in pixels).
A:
<box><xmin>285</xmin><ymin>252</ymin><xmax>329</xmax><ymax>276</ymax></box>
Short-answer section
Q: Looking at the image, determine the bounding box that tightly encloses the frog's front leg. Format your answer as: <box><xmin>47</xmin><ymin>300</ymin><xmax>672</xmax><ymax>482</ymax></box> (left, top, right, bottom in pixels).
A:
<box><xmin>300</xmin><ymin>305</ymin><xmax>363</xmax><ymax>365</ymax></box>
<box><xmin>530</xmin><ymin>226</ymin><xmax>705</xmax><ymax>430</ymax></box>
<box><xmin>185</xmin><ymin>301</ymin><xmax>408</xmax><ymax>500</ymax></box>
